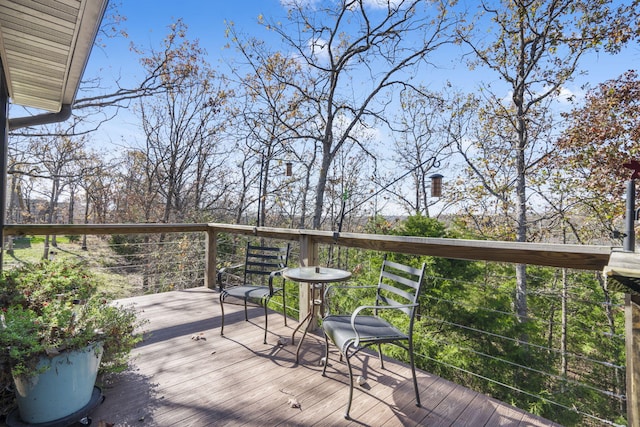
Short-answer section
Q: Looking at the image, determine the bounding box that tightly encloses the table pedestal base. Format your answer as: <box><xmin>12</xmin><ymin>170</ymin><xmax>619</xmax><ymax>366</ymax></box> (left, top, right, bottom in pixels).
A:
<box><xmin>291</xmin><ymin>283</ymin><xmax>324</xmax><ymax>363</ymax></box>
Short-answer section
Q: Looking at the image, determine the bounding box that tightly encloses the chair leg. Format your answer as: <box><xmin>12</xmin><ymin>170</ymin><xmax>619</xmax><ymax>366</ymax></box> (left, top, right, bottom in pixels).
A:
<box><xmin>321</xmin><ymin>334</ymin><xmax>330</xmax><ymax>376</ymax></box>
<box><xmin>409</xmin><ymin>339</ymin><xmax>421</xmax><ymax>407</ymax></box>
<box><xmin>282</xmin><ymin>288</ymin><xmax>288</xmax><ymax>327</ymax></box>
<box><xmin>263</xmin><ymin>303</ymin><xmax>268</xmax><ymax>344</ymax></box>
<box><xmin>219</xmin><ymin>294</ymin><xmax>225</xmax><ymax>336</ymax></box>
<box><xmin>378</xmin><ymin>343</ymin><xmax>385</xmax><ymax>370</ymax></box>
<box><xmin>344</xmin><ymin>348</ymin><xmax>355</xmax><ymax>420</ymax></box>
<box><xmin>244</xmin><ymin>300</ymin><xmax>248</xmax><ymax>321</ymax></box>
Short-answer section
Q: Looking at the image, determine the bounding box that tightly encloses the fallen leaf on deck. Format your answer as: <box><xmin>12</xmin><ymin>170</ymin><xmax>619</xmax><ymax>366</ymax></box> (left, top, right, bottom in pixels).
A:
<box><xmin>288</xmin><ymin>397</ymin><xmax>301</xmax><ymax>409</ymax></box>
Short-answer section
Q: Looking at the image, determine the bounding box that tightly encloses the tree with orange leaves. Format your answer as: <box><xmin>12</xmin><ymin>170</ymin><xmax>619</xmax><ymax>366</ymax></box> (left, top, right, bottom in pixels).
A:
<box><xmin>554</xmin><ymin>70</ymin><xmax>640</xmax><ymax>223</ymax></box>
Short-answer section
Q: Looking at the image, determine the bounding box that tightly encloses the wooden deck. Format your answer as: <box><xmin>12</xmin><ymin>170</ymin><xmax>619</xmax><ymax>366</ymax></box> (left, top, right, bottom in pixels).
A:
<box><xmin>89</xmin><ymin>288</ymin><xmax>561</xmax><ymax>426</ymax></box>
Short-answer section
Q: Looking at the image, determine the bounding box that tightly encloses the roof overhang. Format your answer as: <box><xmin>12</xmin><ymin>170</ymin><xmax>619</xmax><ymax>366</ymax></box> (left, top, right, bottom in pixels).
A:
<box><xmin>0</xmin><ymin>0</ymin><xmax>109</xmax><ymax>113</ymax></box>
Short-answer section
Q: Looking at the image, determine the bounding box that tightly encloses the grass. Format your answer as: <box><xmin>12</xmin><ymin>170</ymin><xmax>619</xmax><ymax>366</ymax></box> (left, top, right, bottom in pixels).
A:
<box><xmin>3</xmin><ymin>235</ymin><xmax>139</xmax><ymax>299</ymax></box>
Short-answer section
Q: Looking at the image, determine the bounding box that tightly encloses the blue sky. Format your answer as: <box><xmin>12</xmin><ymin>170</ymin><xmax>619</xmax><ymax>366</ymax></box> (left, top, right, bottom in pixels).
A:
<box><xmin>87</xmin><ymin>0</ymin><xmax>639</xmax><ymax>111</ymax></box>
<box><xmin>48</xmin><ymin>0</ymin><xmax>639</xmax><ymax>217</ymax></box>
<box><xmin>83</xmin><ymin>0</ymin><xmax>639</xmax><ymax>150</ymax></box>
<box><xmin>87</xmin><ymin>1</ymin><xmax>285</xmax><ymax>86</ymax></box>
<box><xmin>83</xmin><ymin>1</ymin><xmax>292</xmax><ymax>146</ymax></box>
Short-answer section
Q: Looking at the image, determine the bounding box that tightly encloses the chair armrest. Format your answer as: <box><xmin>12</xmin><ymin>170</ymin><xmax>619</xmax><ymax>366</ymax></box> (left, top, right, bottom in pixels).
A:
<box><xmin>269</xmin><ymin>268</ymin><xmax>285</xmax><ymax>279</ymax></box>
<box><xmin>217</xmin><ymin>263</ymin><xmax>244</xmax><ymax>289</ymax></box>
<box><xmin>268</xmin><ymin>268</ymin><xmax>286</xmax><ymax>293</ymax></box>
<box><xmin>350</xmin><ymin>303</ymin><xmax>418</xmax><ymax>347</ymax></box>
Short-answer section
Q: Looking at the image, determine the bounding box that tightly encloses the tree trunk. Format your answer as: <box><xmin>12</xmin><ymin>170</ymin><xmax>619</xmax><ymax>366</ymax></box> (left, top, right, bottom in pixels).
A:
<box><xmin>68</xmin><ymin>185</ymin><xmax>75</xmax><ymax>224</ymax></box>
<box><xmin>258</xmin><ymin>156</ymin><xmax>270</xmax><ymax>227</ymax></box>
<box><xmin>313</xmin><ymin>147</ymin><xmax>332</xmax><ymax>229</ymax></box>
<box><xmin>43</xmin><ymin>177</ymin><xmax>60</xmax><ymax>259</ymax></box>
<box><xmin>82</xmin><ymin>189</ymin><xmax>90</xmax><ymax>251</ymax></box>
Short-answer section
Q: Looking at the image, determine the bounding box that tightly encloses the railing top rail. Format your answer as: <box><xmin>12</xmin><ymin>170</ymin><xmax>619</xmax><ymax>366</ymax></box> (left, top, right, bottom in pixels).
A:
<box><xmin>4</xmin><ymin>223</ymin><xmax>615</xmax><ymax>271</ymax></box>
<box><xmin>205</xmin><ymin>224</ymin><xmax>613</xmax><ymax>270</ymax></box>
<box><xmin>3</xmin><ymin>223</ymin><xmax>209</xmax><ymax>235</ymax></box>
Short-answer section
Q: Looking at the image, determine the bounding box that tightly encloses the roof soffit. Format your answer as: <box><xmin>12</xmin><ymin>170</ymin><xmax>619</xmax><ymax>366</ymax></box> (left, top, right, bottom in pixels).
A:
<box><xmin>0</xmin><ymin>0</ymin><xmax>108</xmax><ymax>112</ymax></box>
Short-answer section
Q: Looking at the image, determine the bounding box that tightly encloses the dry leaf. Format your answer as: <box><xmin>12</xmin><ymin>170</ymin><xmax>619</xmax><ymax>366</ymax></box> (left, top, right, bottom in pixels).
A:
<box><xmin>288</xmin><ymin>397</ymin><xmax>301</xmax><ymax>408</ymax></box>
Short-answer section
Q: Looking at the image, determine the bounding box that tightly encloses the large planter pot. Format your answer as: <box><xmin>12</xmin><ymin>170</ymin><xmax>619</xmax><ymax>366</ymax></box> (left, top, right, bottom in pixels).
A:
<box><xmin>12</xmin><ymin>342</ymin><xmax>103</xmax><ymax>424</ymax></box>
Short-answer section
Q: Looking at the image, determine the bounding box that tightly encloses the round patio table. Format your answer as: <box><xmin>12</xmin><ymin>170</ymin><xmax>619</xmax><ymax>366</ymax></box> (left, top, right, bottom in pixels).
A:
<box><xmin>283</xmin><ymin>266</ymin><xmax>351</xmax><ymax>363</ymax></box>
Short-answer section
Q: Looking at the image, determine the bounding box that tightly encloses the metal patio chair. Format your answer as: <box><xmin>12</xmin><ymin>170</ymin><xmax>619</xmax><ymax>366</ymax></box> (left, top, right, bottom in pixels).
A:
<box><xmin>321</xmin><ymin>256</ymin><xmax>426</xmax><ymax>419</ymax></box>
<box><xmin>218</xmin><ymin>241</ymin><xmax>290</xmax><ymax>344</ymax></box>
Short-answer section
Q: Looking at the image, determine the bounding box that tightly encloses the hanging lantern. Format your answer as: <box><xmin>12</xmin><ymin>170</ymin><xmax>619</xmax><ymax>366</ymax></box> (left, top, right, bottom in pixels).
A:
<box><xmin>286</xmin><ymin>162</ymin><xmax>293</xmax><ymax>177</ymax></box>
<box><xmin>430</xmin><ymin>174</ymin><xmax>443</xmax><ymax>198</ymax></box>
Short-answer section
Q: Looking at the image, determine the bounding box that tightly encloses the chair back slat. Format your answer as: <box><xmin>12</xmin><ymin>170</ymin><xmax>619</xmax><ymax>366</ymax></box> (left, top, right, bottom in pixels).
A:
<box><xmin>377</xmin><ymin>294</ymin><xmax>413</xmax><ymax>316</ymax></box>
<box><xmin>375</xmin><ymin>257</ymin><xmax>426</xmax><ymax>317</ymax></box>
<box><xmin>378</xmin><ymin>282</ymin><xmax>414</xmax><ymax>304</ymax></box>
<box><xmin>243</xmin><ymin>243</ymin><xmax>289</xmax><ymax>285</ymax></box>
<box><xmin>380</xmin><ymin>270</ymin><xmax>421</xmax><ymax>290</ymax></box>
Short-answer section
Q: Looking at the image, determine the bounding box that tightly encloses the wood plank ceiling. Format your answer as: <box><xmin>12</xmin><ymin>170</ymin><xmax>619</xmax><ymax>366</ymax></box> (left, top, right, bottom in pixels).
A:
<box><xmin>0</xmin><ymin>0</ymin><xmax>108</xmax><ymax>112</ymax></box>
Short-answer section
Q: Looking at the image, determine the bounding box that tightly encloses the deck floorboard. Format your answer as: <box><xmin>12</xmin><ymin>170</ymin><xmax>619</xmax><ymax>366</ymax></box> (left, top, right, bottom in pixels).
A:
<box><xmin>89</xmin><ymin>288</ymin><xmax>561</xmax><ymax>427</ymax></box>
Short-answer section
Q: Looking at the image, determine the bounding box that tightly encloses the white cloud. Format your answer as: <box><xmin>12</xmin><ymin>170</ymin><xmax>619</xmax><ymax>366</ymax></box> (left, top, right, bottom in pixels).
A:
<box><xmin>308</xmin><ymin>37</ymin><xmax>330</xmax><ymax>64</ymax></box>
<box><xmin>362</xmin><ymin>0</ymin><xmax>404</xmax><ymax>9</ymax></box>
<box><xmin>281</xmin><ymin>0</ymin><xmax>404</xmax><ymax>11</ymax></box>
<box><xmin>279</xmin><ymin>0</ymin><xmax>318</xmax><ymax>8</ymax></box>
<box><xmin>556</xmin><ymin>86</ymin><xmax>584</xmax><ymax>105</ymax></box>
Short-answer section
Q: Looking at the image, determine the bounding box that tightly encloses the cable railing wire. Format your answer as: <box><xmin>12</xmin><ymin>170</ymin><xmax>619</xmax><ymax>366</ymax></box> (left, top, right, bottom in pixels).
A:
<box><xmin>418</xmin><ymin>353</ymin><xmax>625</xmax><ymax>427</ymax></box>
<box><xmin>426</xmin><ymin>275</ymin><xmax>624</xmax><ymax>344</ymax></box>
<box><xmin>421</xmin><ymin>314</ymin><xmax>624</xmax><ymax>373</ymax></box>
<box><xmin>424</xmin><ymin>333</ymin><xmax>625</xmax><ymax>400</ymax></box>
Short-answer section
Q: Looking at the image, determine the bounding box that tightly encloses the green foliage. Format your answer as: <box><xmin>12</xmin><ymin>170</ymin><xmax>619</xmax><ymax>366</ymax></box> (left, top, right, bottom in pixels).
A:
<box><xmin>0</xmin><ymin>259</ymin><xmax>145</xmax><ymax>381</ymax></box>
<box><xmin>109</xmin><ymin>234</ymin><xmax>144</xmax><ymax>261</ymax></box>
<box><xmin>0</xmin><ymin>258</ymin><xmax>100</xmax><ymax>310</ymax></box>
<box><xmin>364</xmin><ymin>215</ymin><xmax>394</xmax><ymax>234</ymax></box>
<box><xmin>389</xmin><ymin>214</ymin><xmax>481</xmax><ymax>280</ymax></box>
<box><xmin>216</xmin><ymin>233</ymin><xmax>235</xmax><ymax>260</ymax></box>
<box><xmin>0</xmin><ymin>307</ymin><xmax>48</xmax><ymax>377</ymax></box>
<box><xmin>87</xmin><ymin>301</ymin><xmax>142</xmax><ymax>374</ymax></box>
<box><xmin>392</xmin><ymin>213</ymin><xmax>446</xmax><ymax>238</ymax></box>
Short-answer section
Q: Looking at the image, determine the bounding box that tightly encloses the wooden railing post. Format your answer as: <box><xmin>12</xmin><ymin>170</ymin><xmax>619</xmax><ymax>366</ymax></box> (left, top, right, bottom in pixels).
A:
<box><xmin>298</xmin><ymin>233</ymin><xmax>319</xmax><ymax>323</ymax></box>
<box><xmin>205</xmin><ymin>229</ymin><xmax>217</xmax><ymax>290</ymax></box>
<box><xmin>627</xmin><ymin>294</ymin><xmax>640</xmax><ymax>427</ymax></box>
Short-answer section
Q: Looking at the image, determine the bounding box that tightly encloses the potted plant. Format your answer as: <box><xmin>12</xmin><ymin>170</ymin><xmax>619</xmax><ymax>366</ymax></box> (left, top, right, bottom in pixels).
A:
<box><xmin>0</xmin><ymin>259</ymin><xmax>145</xmax><ymax>424</ymax></box>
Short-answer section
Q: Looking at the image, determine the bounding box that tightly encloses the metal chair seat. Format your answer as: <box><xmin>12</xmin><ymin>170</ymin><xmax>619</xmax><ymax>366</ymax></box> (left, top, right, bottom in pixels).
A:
<box><xmin>322</xmin><ymin>314</ymin><xmax>407</xmax><ymax>354</ymax></box>
<box><xmin>221</xmin><ymin>285</ymin><xmax>272</xmax><ymax>303</ymax></box>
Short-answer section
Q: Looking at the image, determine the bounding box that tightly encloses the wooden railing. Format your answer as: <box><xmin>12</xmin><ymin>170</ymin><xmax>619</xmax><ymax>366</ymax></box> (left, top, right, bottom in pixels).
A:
<box><xmin>3</xmin><ymin>221</ymin><xmax>616</xmax><ymax>333</ymax></box>
<box><xmin>5</xmin><ymin>222</ymin><xmax>633</xmax><ymax>425</ymax></box>
<box><xmin>4</xmin><ymin>222</ymin><xmax>614</xmax><ymax>317</ymax></box>
<box><xmin>4</xmin><ymin>222</ymin><xmax>614</xmax><ymax>270</ymax></box>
